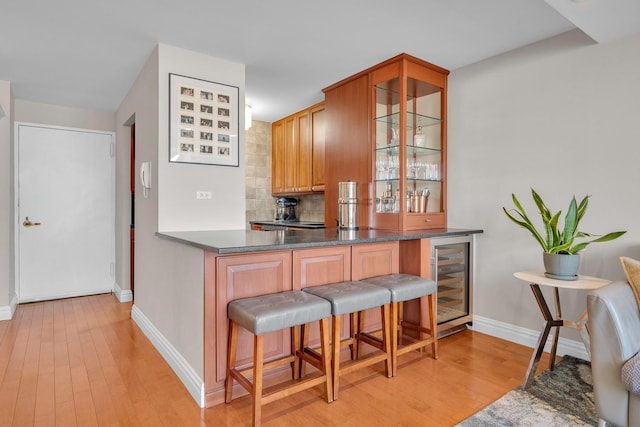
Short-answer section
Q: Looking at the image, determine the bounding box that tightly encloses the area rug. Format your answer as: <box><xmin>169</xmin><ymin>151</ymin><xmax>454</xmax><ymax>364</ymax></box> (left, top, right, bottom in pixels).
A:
<box><xmin>457</xmin><ymin>356</ymin><xmax>597</xmax><ymax>426</ymax></box>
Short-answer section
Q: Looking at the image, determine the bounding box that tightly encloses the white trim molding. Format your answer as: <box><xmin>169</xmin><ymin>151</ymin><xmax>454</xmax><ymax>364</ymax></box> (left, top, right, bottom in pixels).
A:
<box><xmin>0</xmin><ymin>294</ymin><xmax>18</xmax><ymax>320</ymax></box>
<box><xmin>471</xmin><ymin>314</ymin><xmax>590</xmax><ymax>361</ymax></box>
<box><xmin>131</xmin><ymin>304</ymin><xmax>204</xmax><ymax>407</ymax></box>
<box><xmin>113</xmin><ymin>283</ymin><xmax>133</xmax><ymax>303</ymax></box>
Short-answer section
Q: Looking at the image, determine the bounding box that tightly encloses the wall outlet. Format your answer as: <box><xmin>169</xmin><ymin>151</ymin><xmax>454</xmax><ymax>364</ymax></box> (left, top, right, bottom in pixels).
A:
<box><xmin>196</xmin><ymin>191</ymin><xmax>212</xmax><ymax>200</ymax></box>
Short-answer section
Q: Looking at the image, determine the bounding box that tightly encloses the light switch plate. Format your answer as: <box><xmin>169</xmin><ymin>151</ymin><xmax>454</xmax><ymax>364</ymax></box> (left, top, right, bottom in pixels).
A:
<box><xmin>196</xmin><ymin>191</ymin><xmax>212</xmax><ymax>200</ymax></box>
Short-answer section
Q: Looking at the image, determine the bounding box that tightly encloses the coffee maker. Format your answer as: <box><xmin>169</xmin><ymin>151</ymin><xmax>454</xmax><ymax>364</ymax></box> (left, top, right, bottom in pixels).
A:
<box><xmin>274</xmin><ymin>197</ymin><xmax>298</xmax><ymax>222</ymax></box>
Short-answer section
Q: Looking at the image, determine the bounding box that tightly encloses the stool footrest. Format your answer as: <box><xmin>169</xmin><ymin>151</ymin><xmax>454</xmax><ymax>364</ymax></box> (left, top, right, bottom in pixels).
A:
<box><xmin>397</xmin><ymin>338</ymin><xmax>436</xmax><ymax>356</ymax></box>
<box><xmin>338</xmin><ymin>352</ymin><xmax>392</xmax><ymax>376</ymax></box>
<box><xmin>237</xmin><ymin>354</ymin><xmax>296</xmax><ymax>379</ymax></box>
<box><xmin>229</xmin><ymin>369</ymin><xmax>254</xmax><ymax>395</ymax></box>
<box><xmin>261</xmin><ymin>373</ymin><xmax>330</xmax><ymax>406</ymax></box>
<box><xmin>356</xmin><ymin>332</ymin><xmax>384</xmax><ymax>351</ymax></box>
<box><xmin>400</xmin><ymin>321</ymin><xmax>434</xmax><ymax>335</ymax></box>
<box><xmin>298</xmin><ymin>348</ymin><xmax>323</xmax><ymax>371</ymax></box>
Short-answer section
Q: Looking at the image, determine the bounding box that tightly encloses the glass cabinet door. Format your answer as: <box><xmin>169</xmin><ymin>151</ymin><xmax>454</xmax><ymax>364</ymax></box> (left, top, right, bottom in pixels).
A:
<box><xmin>372</xmin><ymin>64</ymin><xmax>445</xmax><ymax>230</ymax></box>
<box><xmin>406</xmin><ymin>78</ymin><xmax>443</xmax><ymax>217</ymax></box>
<box><xmin>374</xmin><ymin>78</ymin><xmax>401</xmax><ymax>216</ymax></box>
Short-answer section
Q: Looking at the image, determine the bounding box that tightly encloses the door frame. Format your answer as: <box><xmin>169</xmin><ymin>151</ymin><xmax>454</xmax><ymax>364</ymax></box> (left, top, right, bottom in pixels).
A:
<box><xmin>13</xmin><ymin>121</ymin><xmax>117</xmax><ymax>303</ymax></box>
<box><xmin>130</xmin><ymin>123</ymin><xmax>135</xmax><ymax>295</ymax></box>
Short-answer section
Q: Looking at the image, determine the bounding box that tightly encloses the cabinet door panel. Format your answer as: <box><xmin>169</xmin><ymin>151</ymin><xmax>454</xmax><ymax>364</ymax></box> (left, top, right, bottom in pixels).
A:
<box><xmin>311</xmin><ymin>106</ymin><xmax>325</xmax><ymax>191</ymax></box>
<box><xmin>293</xmin><ymin>246</ymin><xmax>351</xmax><ymax>347</ymax></box>
<box><xmin>283</xmin><ymin>116</ymin><xmax>297</xmax><ymax>192</ymax></box>
<box><xmin>271</xmin><ymin>120</ymin><xmax>285</xmax><ymax>194</ymax></box>
<box><xmin>297</xmin><ymin>112</ymin><xmax>312</xmax><ymax>192</ymax></box>
<box><xmin>215</xmin><ymin>251</ymin><xmax>292</xmax><ymax>383</ymax></box>
<box><xmin>351</xmin><ymin>242</ymin><xmax>399</xmax><ymax>331</ymax></box>
<box><xmin>351</xmin><ymin>241</ymin><xmax>399</xmax><ymax>280</ymax></box>
<box><xmin>293</xmin><ymin>246</ymin><xmax>351</xmax><ymax>289</ymax></box>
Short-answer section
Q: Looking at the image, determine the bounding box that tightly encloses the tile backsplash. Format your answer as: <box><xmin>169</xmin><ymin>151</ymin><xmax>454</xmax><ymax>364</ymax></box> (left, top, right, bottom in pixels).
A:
<box><xmin>245</xmin><ymin>121</ymin><xmax>273</xmax><ymax>227</ymax></box>
<box><xmin>245</xmin><ymin>120</ymin><xmax>325</xmax><ymax>228</ymax></box>
<box><xmin>295</xmin><ymin>194</ymin><xmax>325</xmax><ymax>223</ymax></box>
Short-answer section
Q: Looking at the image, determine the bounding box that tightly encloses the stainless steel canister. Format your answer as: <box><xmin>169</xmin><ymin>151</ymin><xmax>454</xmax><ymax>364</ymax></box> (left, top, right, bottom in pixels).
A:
<box><xmin>338</xmin><ymin>181</ymin><xmax>358</xmax><ymax>229</ymax></box>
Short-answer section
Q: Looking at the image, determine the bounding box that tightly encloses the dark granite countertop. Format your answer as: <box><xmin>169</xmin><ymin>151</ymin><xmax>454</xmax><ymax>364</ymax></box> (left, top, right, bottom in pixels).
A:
<box><xmin>250</xmin><ymin>220</ymin><xmax>326</xmax><ymax>229</ymax></box>
<box><xmin>156</xmin><ymin>227</ymin><xmax>483</xmax><ymax>254</ymax></box>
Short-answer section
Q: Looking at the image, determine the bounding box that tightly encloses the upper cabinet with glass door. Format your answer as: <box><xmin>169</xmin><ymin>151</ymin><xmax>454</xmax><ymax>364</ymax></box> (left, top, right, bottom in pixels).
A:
<box><xmin>371</xmin><ymin>56</ymin><xmax>448</xmax><ymax>230</ymax></box>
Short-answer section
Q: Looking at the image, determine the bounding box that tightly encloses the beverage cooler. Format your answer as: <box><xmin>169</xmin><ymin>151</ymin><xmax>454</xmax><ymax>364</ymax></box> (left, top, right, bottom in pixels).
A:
<box><xmin>430</xmin><ymin>235</ymin><xmax>474</xmax><ymax>335</ymax></box>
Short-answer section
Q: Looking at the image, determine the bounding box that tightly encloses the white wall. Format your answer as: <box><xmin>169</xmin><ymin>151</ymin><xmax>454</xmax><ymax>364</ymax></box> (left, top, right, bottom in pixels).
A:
<box><xmin>157</xmin><ymin>44</ymin><xmax>246</xmax><ymax>232</ymax></box>
<box><xmin>448</xmin><ymin>29</ymin><xmax>640</xmax><ymax>343</ymax></box>
<box><xmin>0</xmin><ymin>81</ymin><xmax>13</xmax><ymax>314</ymax></box>
<box><xmin>115</xmin><ymin>44</ymin><xmax>246</xmax><ymax>404</ymax></box>
<box><xmin>14</xmin><ymin>100</ymin><xmax>115</xmax><ymax>132</ymax></box>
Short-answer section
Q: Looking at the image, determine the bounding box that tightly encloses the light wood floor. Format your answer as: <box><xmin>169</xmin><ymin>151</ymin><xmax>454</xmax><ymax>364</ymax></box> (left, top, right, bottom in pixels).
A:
<box><xmin>0</xmin><ymin>293</ymin><xmax>556</xmax><ymax>427</ymax></box>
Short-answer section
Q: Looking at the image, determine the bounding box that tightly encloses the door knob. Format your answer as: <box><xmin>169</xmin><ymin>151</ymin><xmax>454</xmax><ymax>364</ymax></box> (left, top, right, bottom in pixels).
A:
<box><xmin>23</xmin><ymin>217</ymin><xmax>41</xmax><ymax>227</ymax></box>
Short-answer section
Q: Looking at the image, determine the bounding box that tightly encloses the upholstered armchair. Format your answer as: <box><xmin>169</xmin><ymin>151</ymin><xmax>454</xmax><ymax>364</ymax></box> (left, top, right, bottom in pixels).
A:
<box><xmin>587</xmin><ymin>281</ymin><xmax>640</xmax><ymax>427</ymax></box>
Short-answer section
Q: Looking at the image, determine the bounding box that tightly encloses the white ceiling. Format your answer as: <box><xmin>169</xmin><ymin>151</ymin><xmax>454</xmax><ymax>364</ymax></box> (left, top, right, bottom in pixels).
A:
<box><xmin>1</xmin><ymin>0</ymin><xmax>638</xmax><ymax>122</ymax></box>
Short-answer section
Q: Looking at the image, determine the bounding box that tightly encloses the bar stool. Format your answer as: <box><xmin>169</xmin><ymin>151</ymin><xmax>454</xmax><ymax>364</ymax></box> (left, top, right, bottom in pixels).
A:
<box><xmin>361</xmin><ymin>273</ymin><xmax>438</xmax><ymax>376</ymax></box>
<box><xmin>303</xmin><ymin>280</ymin><xmax>392</xmax><ymax>400</ymax></box>
<box><xmin>225</xmin><ymin>290</ymin><xmax>333</xmax><ymax>427</ymax></box>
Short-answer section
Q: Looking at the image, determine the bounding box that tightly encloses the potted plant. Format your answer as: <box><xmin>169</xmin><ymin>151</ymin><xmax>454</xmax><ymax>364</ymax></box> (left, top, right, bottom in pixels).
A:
<box><xmin>503</xmin><ymin>188</ymin><xmax>626</xmax><ymax>280</ymax></box>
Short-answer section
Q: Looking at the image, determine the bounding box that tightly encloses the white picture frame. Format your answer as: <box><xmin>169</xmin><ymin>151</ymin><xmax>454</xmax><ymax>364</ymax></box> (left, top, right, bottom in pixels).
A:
<box><xmin>169</xmin><ymin>73</ymin><xmax>239</xmax><ymax>166</ymax></box>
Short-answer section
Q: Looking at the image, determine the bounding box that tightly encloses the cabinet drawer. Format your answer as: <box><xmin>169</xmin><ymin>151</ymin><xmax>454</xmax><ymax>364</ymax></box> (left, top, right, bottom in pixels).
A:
<box><xmin>405</xmin><ymin>212</ymin><xmax>446</xmax><ymax>230</ymax></box>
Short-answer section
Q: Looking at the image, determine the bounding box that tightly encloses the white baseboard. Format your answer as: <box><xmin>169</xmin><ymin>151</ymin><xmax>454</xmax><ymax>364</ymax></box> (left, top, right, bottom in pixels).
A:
<box><xmin>113</xmin><ymin>283</ymin><xmax>133</xmax><ymax>302</ymax></box>
<box><xmin>471</xmin><ymin>314</ymin><xmax>590</xmax><ymax>361</ymax></box>
<box><xmin>131</xmin><ymin>304</ymin><xmax>204</xmax><ymax>407</ymax></box>
<box><xmin>0</xmin><ymin>294</ymin><xmax>18</xmax><ymax>320</ymax></box>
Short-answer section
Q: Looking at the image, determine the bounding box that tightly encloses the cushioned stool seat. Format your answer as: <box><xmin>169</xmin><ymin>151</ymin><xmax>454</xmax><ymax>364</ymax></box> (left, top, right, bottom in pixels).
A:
<box><xmin>361</xmin><ymin>274</ymin><xmax>438</xmax><ymax>376</ymax></box>
<box><xmin>303</xmin><ymin>281</ymin><xmax>392</xmax><ymax>400</ymax></box>
<box><xmin>225</xmin><ymin>290</ymin><xmax>333</xmax><ymax>427</ymax></box>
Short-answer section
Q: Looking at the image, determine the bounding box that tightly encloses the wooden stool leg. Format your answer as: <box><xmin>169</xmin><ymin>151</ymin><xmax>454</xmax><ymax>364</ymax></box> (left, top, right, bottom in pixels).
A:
<box><xmin>292</xmin><ymin>325</ymin><xmax>301</xmax><ymax>380</ymax></box>
<box><xmin>381</xmin><ymin>303</ymin><xmax>392</xmax><ymax>378</ymax></box>
<box><xmin>253</xmin><ymin>334</ymin><xmax>264</xmax><ymax>427</ymax></box>
<box><xmin>356</xmin><ymin>310</ymin><xmax>366</xmax><ymax>359</ymax></box>
<box><xmin>225</xmin><ymin>320</ymin><xmax>239</xmax><ymax>403</ymax></box>
<box><xmin>319</xmin><ymin>317</ymin><xmax>333</xmax><ymax>403</ymax></box>
<box><xmin>350</xmin><ymin>312</ymin><xmax>358</xmax><ymax>360</ymax></box>
<box><xmin>332</xmin><ymin>315</ymin><xmax>341</xmax><ymax>401</ymax></box>
<box><xmin>398</xmin><ymin>301</ymin><xmax>404</xmax><ymax>347</ymax></box>
<box><xmin>300</xmin><ymin>323</ymin><xmax>309</xmax><ymax>377</ymax></box>
<box><xmin>390</xmin><ymin>302</ymin><xmax>399</xmax><ymax>377</ymax></box>
<box><xmin>428</xmin><ymin>294</ymin><xmax>438</xmax><ymax>359</ymax></box>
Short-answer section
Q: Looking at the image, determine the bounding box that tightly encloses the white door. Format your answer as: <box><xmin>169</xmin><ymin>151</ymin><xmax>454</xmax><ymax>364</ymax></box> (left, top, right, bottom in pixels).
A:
<box><xmin>17</xmin><ymin>123</ymin><xmax>115</xmax><ymax>302</ymax></box>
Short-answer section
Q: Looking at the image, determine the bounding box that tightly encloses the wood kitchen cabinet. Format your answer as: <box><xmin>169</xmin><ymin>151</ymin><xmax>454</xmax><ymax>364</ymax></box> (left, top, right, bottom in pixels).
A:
<box><xmin>203</xmin><ymin>242</ymin><xmax>398</xmax><ymax>406</ymax></box>
<box><xmin>323</xmin><ymin>53</ymin><xmax>449</xmax><ymax>230</ymax></box>
<box><xmin>205</xmin><ymin>250</ymin><xmax>292</xmax><ymax>404</ymax></box>
<box><xmin>310</xmin><ymin>103</ymin><xmax>325</xmax><ymax>191</ymax></box>
<box><xmin>197</xmin><ymin>229</ymin><xmax>478</xmax><ymax>407</ymax></box>
<box><xmin>271</xmin><ymin>120</ymin><xmax>285</xmax><ymax>193</ymax></box>
<box><xmin>272</xmin><ymin>101</ymin><xmax>325</xmax><ymax>196</ymax></box>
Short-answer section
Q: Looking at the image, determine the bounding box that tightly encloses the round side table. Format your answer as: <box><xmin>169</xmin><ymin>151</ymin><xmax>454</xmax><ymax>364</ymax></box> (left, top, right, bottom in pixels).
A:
<box><xmin>514</xmin><ymin>271</ymin><xmax>610</xmax><ymax>389</ymax></box>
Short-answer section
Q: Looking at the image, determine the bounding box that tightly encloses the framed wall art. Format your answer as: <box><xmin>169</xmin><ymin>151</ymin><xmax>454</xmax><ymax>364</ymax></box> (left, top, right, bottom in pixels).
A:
<box><xmin>169</xmin><ymin>73</ymin><xmax>239</xmax><ymax>166</ymax></box>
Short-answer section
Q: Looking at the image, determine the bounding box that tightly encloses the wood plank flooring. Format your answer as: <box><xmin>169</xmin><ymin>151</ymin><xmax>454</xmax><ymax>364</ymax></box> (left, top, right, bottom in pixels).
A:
<box><xmin>0</xmin><ymin>293</ymin><xmax>555</xmax><ymax>426</ymax></box>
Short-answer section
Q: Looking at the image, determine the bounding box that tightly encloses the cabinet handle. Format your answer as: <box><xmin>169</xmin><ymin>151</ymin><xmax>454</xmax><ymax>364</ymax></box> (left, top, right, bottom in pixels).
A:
<box><xmin>425</xmin><ymin>219</ymin><xmax>432</xmax><ymax>222</ymax></box>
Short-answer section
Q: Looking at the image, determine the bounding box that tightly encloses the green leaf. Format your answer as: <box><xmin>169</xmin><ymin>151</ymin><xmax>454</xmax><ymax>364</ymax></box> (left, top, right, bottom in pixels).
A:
<box><xmin>562</xmin><ymin>197</ymin><xmax>578</xmax><ymax>241</ymax></box>
<box><xmin>503</xmin><ymin>188</ymin><xmax>626</xmax><ymax>254</ymax></box>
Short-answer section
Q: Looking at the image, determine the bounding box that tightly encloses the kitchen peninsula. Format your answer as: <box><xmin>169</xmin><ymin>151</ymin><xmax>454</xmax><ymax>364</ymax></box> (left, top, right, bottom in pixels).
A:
<box><xmin>157</xmin><ymin>227</ymin><xmax>482</xmax><ymax>407</ymax></box>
